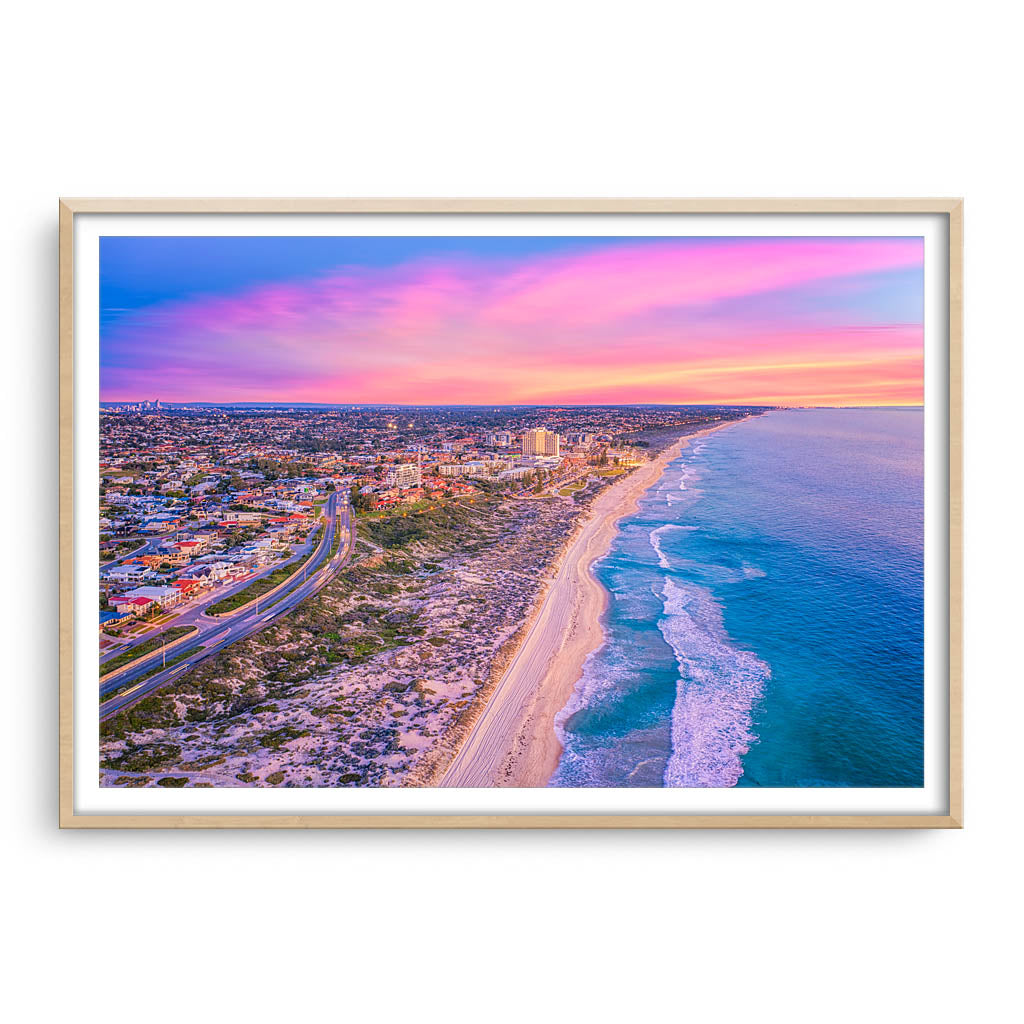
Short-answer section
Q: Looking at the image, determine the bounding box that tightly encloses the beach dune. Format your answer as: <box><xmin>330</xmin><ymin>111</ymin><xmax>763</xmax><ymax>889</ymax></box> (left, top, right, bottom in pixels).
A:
<box><xmin>438</xmin><ymin>423</ymin><xmax>736</xmax><ymax>788</ymax></box>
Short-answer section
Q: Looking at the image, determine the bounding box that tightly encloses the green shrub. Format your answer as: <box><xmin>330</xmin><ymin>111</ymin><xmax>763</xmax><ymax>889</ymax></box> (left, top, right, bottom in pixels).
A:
<box><xmin>258</xmin><ymin>726</ymin><xmax>309</xmax><ymax>750</ymax></box>
<box><xmin>112</xmin><ymin>775</ymin><xmax>151</xmax><ymax>787</ymax></box>
<box><xmin>102</xmin><ymin>741</ymin><xmax>181</xmax><ymax>772</ymax></box>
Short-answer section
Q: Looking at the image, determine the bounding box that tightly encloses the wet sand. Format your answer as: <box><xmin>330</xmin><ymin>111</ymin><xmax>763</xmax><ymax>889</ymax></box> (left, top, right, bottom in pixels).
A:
<box><xmin>438</xmin><ymin>422</ymin><xmax>739</xmax><ymax>788</ymax></box>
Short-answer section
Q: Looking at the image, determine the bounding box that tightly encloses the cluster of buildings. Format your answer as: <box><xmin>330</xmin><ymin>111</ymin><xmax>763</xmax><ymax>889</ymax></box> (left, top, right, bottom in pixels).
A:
<box><xmin>358</xmin><ymin>425</ymin><xmax>616</xmax><ymax>503</ymax></box>
<box><xmin>98</xmin><ymin>421</ymin><xmax>332</xmax><ymax>631</ymax></box>
<box><xmin>98</xmin><ymin>403</ymin><xmax>743</xmax><ymax>627</ymax></box>
<box><xmin>99</xmin><ymin>497</ymin><xmax>317</xmax><ymax>631</ymax></box>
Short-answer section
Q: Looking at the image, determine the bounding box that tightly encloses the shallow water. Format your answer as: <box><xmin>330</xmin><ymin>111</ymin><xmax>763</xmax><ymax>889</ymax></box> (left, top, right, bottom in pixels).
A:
<box><xmin>551</xmin><ymin>409</ymin><xmax>924</xmax><ymax>788</ymax></box>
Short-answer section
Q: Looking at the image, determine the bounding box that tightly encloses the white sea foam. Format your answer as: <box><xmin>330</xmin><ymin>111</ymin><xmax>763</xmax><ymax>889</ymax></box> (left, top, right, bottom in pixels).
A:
<box><xmin>552</xmin><ymin>644</ymin><xmax>612</xmax><ymax>751</ymax></box>
<box><xmin>658</xmin><ymin>576</ymin><xmax>770</xmax><ymax>787</ymax></box>
<box><xmin>649</xmin><ymin>523</ymin><xmax>696</xmax><ymax>569</ymax></box>
<box><xmin>660</xmin><ymin>458</ymin><xmax>698</xmax><ymax>504</ymax></box>
<box><xmin>649</xmin><ymin>522</ymin><xmax>766</xmax><ymax>583</ymax></box>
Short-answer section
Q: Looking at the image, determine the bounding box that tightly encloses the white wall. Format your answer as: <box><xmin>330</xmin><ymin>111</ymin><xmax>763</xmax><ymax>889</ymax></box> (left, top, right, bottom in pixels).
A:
<box><xmin>3</xmin><ymin>2</ymin><xmax>1019</xmax><ymax>1021</ymax></box>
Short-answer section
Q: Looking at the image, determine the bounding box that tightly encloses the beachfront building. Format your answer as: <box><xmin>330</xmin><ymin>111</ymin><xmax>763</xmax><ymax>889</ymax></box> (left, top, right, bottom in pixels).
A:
<box><xmin>496</xmin><ymin>466</ymin><xmax>537</xmax><ymax>482</ymax></box>
<box><xmin>474</xmin><ymin>459</ymin><xmax>513</xmax><ymax>476</ymax></box>
<box><xmin>522</xmin><ymin>428</ymin><xmax>560</xmax><ymax>457</ymax></box>
<box><xmin>608</xmin><ymin>448</ymin><xmax>645</xmax><ymax>466</ymax></box>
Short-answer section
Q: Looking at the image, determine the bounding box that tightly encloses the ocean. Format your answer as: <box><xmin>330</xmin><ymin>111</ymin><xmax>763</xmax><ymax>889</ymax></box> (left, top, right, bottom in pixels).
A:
<box><xmin>551</xmin><ymin>408</ymin><xmax>924</xmax><ymax>788</ymax></box>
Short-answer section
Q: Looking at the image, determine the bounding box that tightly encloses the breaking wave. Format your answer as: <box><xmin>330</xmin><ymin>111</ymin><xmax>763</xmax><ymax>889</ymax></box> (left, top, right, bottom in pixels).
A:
<box><xmin>662</xmin><ymin>459</ymin><xmax>698</xmax><ymax>504</ymax></box>
<box><xmin>658</xmin><ymin>576</ymin><xmax>770</xmax><ymax>787</ymax></box>
<box><xmin>553</xmin><ymin>646</ymin><xmax>612</xmax><ymax>751</ymax></box>
<box><xmin>649</xmin><ymin>523</ymin><xmax>696</xmax><ymax>569</ymax></box>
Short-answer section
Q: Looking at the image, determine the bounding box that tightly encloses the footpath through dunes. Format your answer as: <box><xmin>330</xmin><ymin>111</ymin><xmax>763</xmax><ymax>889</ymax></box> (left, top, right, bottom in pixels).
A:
<box><xmin>438</xmin><ymin>421</ymin><xmax>743</xmax><ymax>789</ymax></box>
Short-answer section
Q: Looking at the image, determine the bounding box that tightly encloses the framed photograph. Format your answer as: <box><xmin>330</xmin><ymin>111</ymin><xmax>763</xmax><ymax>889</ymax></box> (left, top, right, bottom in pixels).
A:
<box><xmin>59</xmin><ymin>198</ymin><xmax>962</xmax><ymax>828</ymax></box>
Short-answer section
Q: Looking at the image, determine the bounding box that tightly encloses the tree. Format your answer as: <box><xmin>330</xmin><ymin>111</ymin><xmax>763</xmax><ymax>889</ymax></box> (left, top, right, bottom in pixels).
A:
<box><xmin>350</xmin><ymin>484</ymin><xmax>374</xmax><ymax>514</ymax></box>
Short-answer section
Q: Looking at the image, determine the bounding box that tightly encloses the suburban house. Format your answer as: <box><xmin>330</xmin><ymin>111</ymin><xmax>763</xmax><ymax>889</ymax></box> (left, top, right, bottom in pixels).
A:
<box><xmin>104</xmin><ymin>562</ymin><xmax>155</xmax><ymax>585</ymax></box>
<box><xmin>111</xmin><ymin>595</ymin><xmax>156</xmax><ymax>618</ymax></box>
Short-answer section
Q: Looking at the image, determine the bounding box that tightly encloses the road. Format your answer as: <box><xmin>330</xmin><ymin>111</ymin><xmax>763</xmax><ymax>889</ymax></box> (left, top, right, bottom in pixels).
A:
<box><xmin>100</xmin><ymin>534</ymin><xmax>166</xmax><ymax>568</ymax></box>
<box><xmin>99</xmin><ymin>506</ymin><xmax>334</xmax><ymax>667</ymax></box>
<box><xmin>100</xmin><ymin>493</ymin><xmax>354</xmax><ymax>721</ymax></box>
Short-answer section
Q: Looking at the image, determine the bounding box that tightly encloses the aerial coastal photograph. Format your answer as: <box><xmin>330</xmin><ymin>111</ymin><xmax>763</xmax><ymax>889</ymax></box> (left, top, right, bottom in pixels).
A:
<box><xmin>97</xmin><ymin>234</ymin><xmax>924</xmax><ymax>789</ymax></box>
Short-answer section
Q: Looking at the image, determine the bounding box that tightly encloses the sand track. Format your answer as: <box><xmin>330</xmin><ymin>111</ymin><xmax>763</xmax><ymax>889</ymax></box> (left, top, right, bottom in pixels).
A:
<box><xmin>438</xmin><ymin>423</ymin><xmax>739</xmax><ymax>788</ymax></box>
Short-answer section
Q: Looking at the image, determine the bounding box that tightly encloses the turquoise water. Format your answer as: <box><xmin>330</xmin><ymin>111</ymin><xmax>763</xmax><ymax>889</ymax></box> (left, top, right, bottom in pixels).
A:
<box><xmin>551</xmin><ymin>409</ymin><xmax>924</xmax><ymax>788</ymax></box>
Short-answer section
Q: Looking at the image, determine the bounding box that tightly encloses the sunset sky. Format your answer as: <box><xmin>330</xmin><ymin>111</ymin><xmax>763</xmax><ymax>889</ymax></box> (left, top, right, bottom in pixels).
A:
<box><xmin>99</xmin><ymin>235</ymin><xmax>923</xmax><ymax>406</ymax></box>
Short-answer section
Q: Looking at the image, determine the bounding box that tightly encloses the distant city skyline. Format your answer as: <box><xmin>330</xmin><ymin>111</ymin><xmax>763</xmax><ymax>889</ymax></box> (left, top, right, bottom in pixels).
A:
<box><xmin>100</xmin><ymin>235</ymin><xmax>924</xmax><ymax>407</ymax></box>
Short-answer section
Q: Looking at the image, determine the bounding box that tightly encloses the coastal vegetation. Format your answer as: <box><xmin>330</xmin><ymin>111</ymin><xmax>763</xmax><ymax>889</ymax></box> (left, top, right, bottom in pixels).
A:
<box><xmin>97</xmin><ymin>412</ymin><xmax>728</xmax><ymax>790</ymax></box>
<box><xmin>359</xmin><ymin>496</ymin><xmax>493</xmax><ymax>550</ymax></box>
<box><xmin>99</xmin><ymin>489</ymin><xmax>582</xmax><ymax>787</ymax></box>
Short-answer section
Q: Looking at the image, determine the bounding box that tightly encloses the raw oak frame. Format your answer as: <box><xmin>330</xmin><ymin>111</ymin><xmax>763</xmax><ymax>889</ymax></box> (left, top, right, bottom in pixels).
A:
<box><xmin>58</xmin><ymin>197</ymin><xmax>964</xmax><ymax>829</ymax></box>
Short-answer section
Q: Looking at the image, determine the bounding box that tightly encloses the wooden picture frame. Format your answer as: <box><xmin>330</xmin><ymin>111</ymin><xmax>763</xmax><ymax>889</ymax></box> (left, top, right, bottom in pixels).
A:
<box><xmin>59</xmin><ymin>197</ymin><xmax>962</xmax><ymax>828</ymax></box>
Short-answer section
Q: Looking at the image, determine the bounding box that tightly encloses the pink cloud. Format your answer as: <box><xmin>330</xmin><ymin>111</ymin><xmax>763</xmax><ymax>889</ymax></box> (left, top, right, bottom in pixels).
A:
<box><xmin>102</xmin><ymin>237</ymin><xmax>923</xmax><ymax>406</ymax></box>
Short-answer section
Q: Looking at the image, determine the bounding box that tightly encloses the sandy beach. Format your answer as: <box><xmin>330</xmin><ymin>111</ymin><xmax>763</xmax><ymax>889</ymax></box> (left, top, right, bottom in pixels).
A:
<box><xmin>439</xmin><ymin>421</ymin><xmax>742</xmax><ymax>788</ymax></box>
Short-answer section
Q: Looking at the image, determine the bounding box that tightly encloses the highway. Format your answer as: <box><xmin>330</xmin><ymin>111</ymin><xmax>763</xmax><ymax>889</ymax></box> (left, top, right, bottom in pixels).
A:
<box><xmin>99</xmin><ymin>492</ymin><xmax>354</xmax><ymax>721</ymax></box>
<box><xmin>99</xmin><ymin>504</ymin><xmax>335</xmax><ymax>668</ymax></box>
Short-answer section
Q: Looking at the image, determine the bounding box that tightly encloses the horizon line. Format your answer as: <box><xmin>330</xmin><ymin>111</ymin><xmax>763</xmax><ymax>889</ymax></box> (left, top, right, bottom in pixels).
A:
<box><xmin>98</xmin><ymin>400</ymin><xmax>924</xmax><ymax>410</ymax></box>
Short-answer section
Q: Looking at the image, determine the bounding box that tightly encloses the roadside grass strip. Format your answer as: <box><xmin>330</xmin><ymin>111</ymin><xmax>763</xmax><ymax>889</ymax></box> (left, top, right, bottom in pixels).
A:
<box><xmin>264</xmin><ymin>509</ymin><xmax>348</xmax><ymax>611</ymax></box>
<box><xmin>100</xmin><ymin>626</ymin><xmax>197</xmax><ymax>678</ymax></box>
<box><xmin>101</xmin><ymin>647</ymin><xmax>203</xmax><ymax>703</ymax></box>
<box><xmin>206</xmin><ymin>523</ymin><xmax>325</xmax><ymax>616</ymax></box>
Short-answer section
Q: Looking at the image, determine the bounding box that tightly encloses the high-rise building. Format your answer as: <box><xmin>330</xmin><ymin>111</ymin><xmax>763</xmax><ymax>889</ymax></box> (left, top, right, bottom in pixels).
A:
<box><xmin>522</xmin><ymin>428</ymin><xmax>560</xmax><ymax>457</ymax></box>
<box><xmin>488</xmin><ymin>431</ymin><xmax>513</xmax><ymax>448</ymax></box>
<box><xmin>386</xmin><ymin>463</ymin><xmax>422</xmax><ymax>489</ymax></box>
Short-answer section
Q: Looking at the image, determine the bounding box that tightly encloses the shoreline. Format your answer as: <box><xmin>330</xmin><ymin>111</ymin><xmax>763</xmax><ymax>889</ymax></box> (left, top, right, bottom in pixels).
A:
<box><xmin>437</xmin><ymin>419</ymin><xmax>744</xmax><ymax>788</ymax></box>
